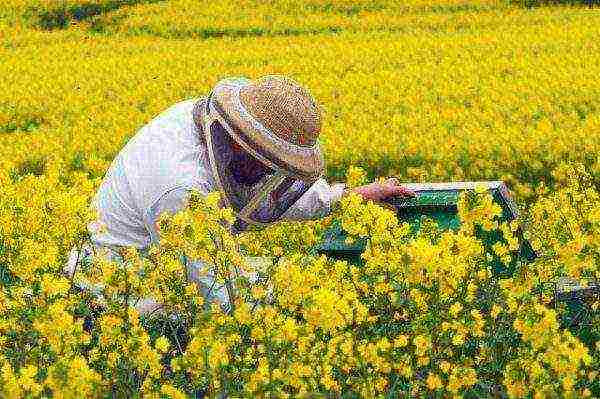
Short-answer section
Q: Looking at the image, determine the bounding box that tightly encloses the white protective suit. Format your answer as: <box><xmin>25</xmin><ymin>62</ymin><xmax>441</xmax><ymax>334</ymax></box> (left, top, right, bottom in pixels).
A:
<box><xmin>65</xmin><ymin>97</ymin><xmax>346</xmax><ymax>315</ymax></box>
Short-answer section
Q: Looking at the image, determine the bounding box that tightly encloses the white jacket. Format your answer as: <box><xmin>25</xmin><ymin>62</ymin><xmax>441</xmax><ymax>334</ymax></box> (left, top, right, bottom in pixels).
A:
<box><xmin>66</xmin><ymin>98</ymin><xmax>345</xmax><ymax>314</ymax></box>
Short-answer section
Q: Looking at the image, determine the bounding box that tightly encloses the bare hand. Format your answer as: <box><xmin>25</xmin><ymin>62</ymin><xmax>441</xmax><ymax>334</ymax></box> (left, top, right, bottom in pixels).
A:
<box><xmin>349</xmin><ymin>177</ymin><xmax>416</xmax><ymax>202</ymax></box>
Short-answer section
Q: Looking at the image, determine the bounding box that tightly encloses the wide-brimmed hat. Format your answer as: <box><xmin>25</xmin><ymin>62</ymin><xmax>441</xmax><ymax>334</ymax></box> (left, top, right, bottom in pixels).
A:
<box><xmin>205</xmin><ymin>75</ymin><xmax>325</xmax><ymax>180</ymax></box>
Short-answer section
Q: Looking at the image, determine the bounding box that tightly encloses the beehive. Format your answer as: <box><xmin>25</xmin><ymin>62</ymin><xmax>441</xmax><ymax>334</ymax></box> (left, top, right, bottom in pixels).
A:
<box><xmin>316</xmin><ymin>181</ymin><xmax>538</xmax><ymax>277</ymax></box>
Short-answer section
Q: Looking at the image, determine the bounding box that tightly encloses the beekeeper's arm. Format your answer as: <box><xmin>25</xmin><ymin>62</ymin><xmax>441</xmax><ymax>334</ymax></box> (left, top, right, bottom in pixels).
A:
<box><xmin>280</xmin><ymin>178</ymin><xmax>346</xmax><ymax>221</ymax></box>
<box><xmin>280</xmin><ymin>177</ymin><xmax>416</xmax><ymax>221</ymax></box>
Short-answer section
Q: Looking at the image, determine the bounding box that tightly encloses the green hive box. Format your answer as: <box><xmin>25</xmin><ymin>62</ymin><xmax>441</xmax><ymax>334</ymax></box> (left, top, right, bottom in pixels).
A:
<box><xmin>316</xmin><ymin>181</ymin><xmax>538</xmax><ymax>277</ymax></box>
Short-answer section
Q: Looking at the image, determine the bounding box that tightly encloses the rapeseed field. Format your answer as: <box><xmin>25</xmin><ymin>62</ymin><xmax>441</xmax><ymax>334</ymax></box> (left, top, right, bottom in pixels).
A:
<box><xmin>1</xmin><ymin>0</ymin><xmax>599</xmax><ymax>397</ymax></box>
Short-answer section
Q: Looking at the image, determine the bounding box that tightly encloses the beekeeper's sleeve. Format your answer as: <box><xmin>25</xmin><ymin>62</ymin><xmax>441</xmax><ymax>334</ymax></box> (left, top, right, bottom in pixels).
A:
<box><xmin>281</xmin><ymin>178</ymin><xmax>346</xmax><ymax>221</ymax></box>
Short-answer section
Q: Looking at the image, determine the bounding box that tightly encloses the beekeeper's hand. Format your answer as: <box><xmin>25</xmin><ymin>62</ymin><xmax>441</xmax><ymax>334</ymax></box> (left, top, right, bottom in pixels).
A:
<box><xmin>347</xmin><ymin>177</ymin><xmax>416</xmax><ymax>202</ymax></box>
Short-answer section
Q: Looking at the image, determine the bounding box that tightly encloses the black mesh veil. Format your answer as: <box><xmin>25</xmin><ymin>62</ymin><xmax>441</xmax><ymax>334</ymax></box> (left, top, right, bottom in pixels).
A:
<box><xmin>206</xmin><ymin>120</ymin><xmax>314</xmax><ymax>228</ymax></box>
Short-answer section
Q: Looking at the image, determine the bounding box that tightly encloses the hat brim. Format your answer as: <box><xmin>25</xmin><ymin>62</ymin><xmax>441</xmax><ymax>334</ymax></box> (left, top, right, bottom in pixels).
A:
<box><xmin>211</xmin><ymin>81</ymin><xmax>325</xmax><ymax>179</ymax></box>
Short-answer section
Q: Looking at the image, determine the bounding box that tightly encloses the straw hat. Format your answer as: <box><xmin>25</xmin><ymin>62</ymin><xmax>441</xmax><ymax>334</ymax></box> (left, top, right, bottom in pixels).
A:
<box><xmin>203</xmin><ymin>75</ymin><xmax>325</xmax><ymax>180</ymax></box>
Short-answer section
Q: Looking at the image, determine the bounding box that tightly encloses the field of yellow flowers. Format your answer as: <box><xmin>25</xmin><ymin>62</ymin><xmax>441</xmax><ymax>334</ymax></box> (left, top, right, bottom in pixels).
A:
<box><xmin>1</xmin><ymin>0</ymin><xmax>600</xmax><ymax>397</ymax></box>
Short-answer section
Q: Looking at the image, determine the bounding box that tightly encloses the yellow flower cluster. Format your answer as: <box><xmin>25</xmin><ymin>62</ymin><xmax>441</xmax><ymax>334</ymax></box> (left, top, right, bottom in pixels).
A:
<box><xmin>1</xmin><ymin>0</ymin><xmax>600</xmax><ymax>397</ymax></box>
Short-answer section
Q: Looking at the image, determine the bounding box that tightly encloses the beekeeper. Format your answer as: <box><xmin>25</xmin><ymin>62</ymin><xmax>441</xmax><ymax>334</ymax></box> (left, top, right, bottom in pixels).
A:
<box><xmin>66</xmin><ymin>75</ymin><xmax>414</xmax><ymax>314</ymax></box>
